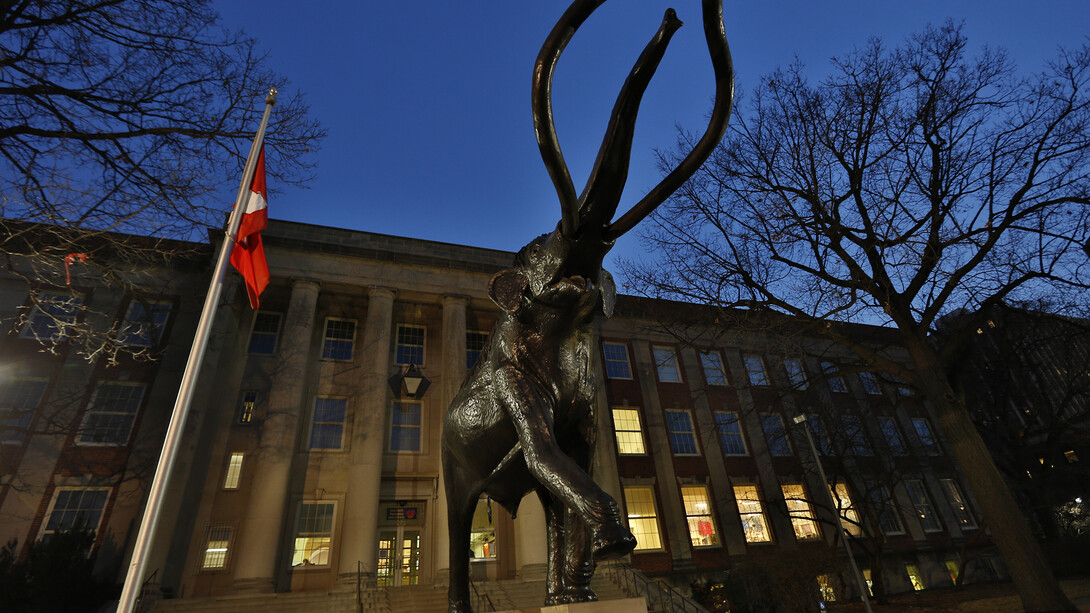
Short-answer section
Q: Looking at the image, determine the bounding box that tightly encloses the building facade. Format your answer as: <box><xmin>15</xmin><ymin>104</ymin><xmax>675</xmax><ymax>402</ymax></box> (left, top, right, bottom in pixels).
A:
<box><xmin>0</xmin><ymin>220</ymin><xmax>1006</xmax><ymax>606</ymax></box>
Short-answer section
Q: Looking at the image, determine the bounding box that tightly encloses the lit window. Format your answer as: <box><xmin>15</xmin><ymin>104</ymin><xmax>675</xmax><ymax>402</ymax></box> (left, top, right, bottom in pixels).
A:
<box><xmin>805</xmin><ymin>414</ymin><xmax>832</xmax><ymax>455</ymax></box>
<box><xmin>743</xmin><ymin>355</ymin><xmax>769</xmax><ymax>386</ymax></box>
<box><xmin>238</xmin><ymin>390</ymin><xmax>258</xmax><ymax>424</ymax></box>
<box><xmin>118</xmin><ymin>300</ymin><xmax>171</xmax><ymax>346</ymax></box>
<box><xmin>939</xmin><ymin>479</ymin><xmax>976</xmax><ymax>529</ymax></box>
<box><xmin>665</xmin><ymin>409</ymin><xmax>700</xmax><ymax>455</ymax></box>
<box><xmin>466</xmin><ymin>331</ymin><xmax>488</xmax><ymax>369</ymax></box>
<box><xmin>1064</xmin><ymin>450</ymin><xmax>1079</xmax><ymax>463</ymax></box>
<box><xmin>945</xmin><ymin>560</ymin><xmax>960</xmax><ymax>584</ymax></box>
<box><xmin>783</xmin><ymin>358</ymin><xmax>807</xmax><ymax>389</ymax></box>
<box><xmin>818</xmin><ymin>574</ymin><xmax>836</xmax><ymax>602</ymax></box>
<box><xmin>20</xmin><ymin>293</ymin><xmax>83</xmax><ymax>342</ymax></box>
<box><xmin>470</xmin><ymin>497</ymin><xmax>497</xmax><ymax>559</ymax></box>
<box><xmin>293</xmin><ymin>502</ymin><xmax>335</xmax><ymax>566</ymax></box>
<box><xmin>781</xmin><ymin>483</ymin><xmax>821</xmax><ymax>540</ymax></box>
<box><xmin>309</xmin><ymin>397</ymin><xmax>347</xmax><ymax>450</ymax></box>
<box><xmin>700</xmin><ymin>351</ymin><xmax>728</xmax><ymax>385</ymax></box>
<box><xmin>841</xmin><ymin>416</ymin><xmax>872</xmax><ymax>456</ymax></box>
<box><xmin>624</xmin><ymin>486</ymin><xmax>663</xmax><ymax>551</ymax></box>
<box><xmin>395</xmin><ymin>324</ymin><xmax>426</xmax><ymax>365</ymax></box>
<box><xmin>42</xmin><ymin>488</ymin><xmax>110</xmax><ymax>537</ymax></box>
<box><xmin>905</xmin><ymin>564</ymin><xmax>925</xmax><ymax>590</ymax></box>
<box><xmin>905</xmin><ymin>480</ymin><xmax>943</xmax><ymax>532</ymax></box>
<box><xmin>201</xmin><ymin>525</ymin><xmax>233</xmax><ymax>570</ymax></box>
<box><xmin>878</xmin><ymin>417</ymin><xmax>906</xmax><ymax>455</ymax></box>
<box><xmin>611</xmin><ymin>407</ymin><xmax>646</xmax><ymax>455</ymax></box>
<box><xmin>681</xmin><ymin>485</ymin><xmax>719</xmax><ymax>547</ymax></box>
<box><xmin>602</xmin><ymin>342</ymin><xmax>632</xmax><ymax>379</ymax></box>
<box><xmin>0</xmin><ymin>378</ymin><xmax>48</xmax><ymax>445</ymax></box>
<box><xmin>390</xmin><ymin>401</ymin><xmax>422</xmax><ymax>452</ymax></box>
<box><xmin>733</xmin><ymin>484</ymin><xmax>772</xmax><ymax>543</ymax></box>
<box><xmin>761</xmin><ymin>413</ymin><xmax>792</xmax><ymax>456</ymax></box>
<box><xmin>867</xmin><ymin>483</ymin><xmax>905</xmax><ymax>535</ymax></box>
<box><xmin>713</xmin><ymin>411</ymin><xmax>747</xmax><ymax>456</ymax></box>
<box><xmin>652</xmin><ymin>346</ymin><xmax>681</xmax><ymax>382</ymax></box>
<box><xmin>223</xmin><ymin>453</ymin><xmax>244</xmax><ymax>490</ymax></box>
<box><xmin>912</xmin><ymin>418</ymin><xmax>941</xmax><ymax>455</ymax></box>
<box><xmin>77</xmin><ymin>382</ymin><xmax>145</xmax><ymax>446</ymax></box>
<box><xmin>859</xmin><ymin>372</ymin><xmax>882</xmax><ymax>395</ymax></box>
<box><xmin>821</xmin><ymin>362</ymin><xmax>847</xmax><ymax>393</ymax></box>
<box><xmin>247</xmin><ymin>312</ymin><xmax>281</xmax><ymax>354</ymax></box>
<box><xmin>321</xmin><ymin>318</ymin><xmax>356</xmax><ymax>361</ymax></box>
<box><xmin>829</xmin><ymin>482</ymin><xmax>862</xmax><ymax>536</ymax></box>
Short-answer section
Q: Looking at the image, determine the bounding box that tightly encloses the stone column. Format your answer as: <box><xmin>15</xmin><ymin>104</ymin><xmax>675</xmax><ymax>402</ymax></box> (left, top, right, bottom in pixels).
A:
<box><xmin>233</xmin><ymin>279</ymin><xmax>320</xmax><ymax>591</ymax></box>
<box><xmin>514</xmin><ymin>495</ymin><xmax>548</xmax><ymax>580</ymax></box>
<box><xmin>338</xmin><ymin>287</ymin><xmax>396</xmax><ymax>582</ymax></box>
<box><xmin>434</xmin><ymin>295</ymin><xmax>468</xmax><ymax>582</ymax></box>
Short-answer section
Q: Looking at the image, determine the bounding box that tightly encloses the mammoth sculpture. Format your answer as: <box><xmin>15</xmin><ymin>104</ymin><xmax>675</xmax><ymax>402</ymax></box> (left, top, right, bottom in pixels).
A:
<box><xmin>441</xmin><ymin>1</ymin><xmax>733</xmax><ymax>610</ymax></box>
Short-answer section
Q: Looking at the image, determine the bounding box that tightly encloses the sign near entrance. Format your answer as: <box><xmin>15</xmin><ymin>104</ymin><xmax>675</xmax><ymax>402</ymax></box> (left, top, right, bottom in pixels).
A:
<box><xmin>386</xmin><ymin>506</ymin><xmax>418</xmax><ymax>521</ymax></box>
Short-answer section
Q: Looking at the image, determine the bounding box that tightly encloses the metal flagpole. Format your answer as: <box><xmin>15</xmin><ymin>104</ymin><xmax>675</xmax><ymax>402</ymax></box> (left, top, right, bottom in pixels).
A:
<box><xmin>116</xmin><ymin>88</ymin><xmax>278</xmax><ymax>613</ymax></box>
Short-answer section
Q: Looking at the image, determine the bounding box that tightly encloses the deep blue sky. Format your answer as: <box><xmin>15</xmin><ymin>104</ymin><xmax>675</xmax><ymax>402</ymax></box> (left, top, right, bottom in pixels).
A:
<box><xmin>215</xmin><ymin>1</ymin><xmax>1088</xmax><ymax>270</ymax></box>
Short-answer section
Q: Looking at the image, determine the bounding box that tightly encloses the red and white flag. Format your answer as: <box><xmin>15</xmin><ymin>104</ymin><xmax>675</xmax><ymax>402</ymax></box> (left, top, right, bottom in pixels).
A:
<box><xmin>230</xmin><ymin>146</ymin><xmax>270</xmax><ymax>309</ymax></box>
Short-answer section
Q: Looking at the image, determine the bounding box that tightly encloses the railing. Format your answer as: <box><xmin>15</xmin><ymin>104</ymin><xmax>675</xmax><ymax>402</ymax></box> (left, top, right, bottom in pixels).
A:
<box><xmin>469</xmin><ymin>573</ymin><xmax>496</xmax><ymax>612</ymax></box>
<box><xmin>134</xmin><ymin>568</ymin><xmax>160</xmax><ymax>613</ymax></box>
<box><xmin>602</xmin><ymin>561</ymin><xmax>708</xmax><ymax>613</ymax></box>
<box><xmin>356</xmin><ymin>561</ymin><xmax>386</xmax><ymax>612</ymax></box>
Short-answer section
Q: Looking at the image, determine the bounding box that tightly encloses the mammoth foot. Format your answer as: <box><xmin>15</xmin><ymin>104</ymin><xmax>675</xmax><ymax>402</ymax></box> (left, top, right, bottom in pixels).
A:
<box><xmin>592</xmin><ymin>522</ymin><xmax>637</xmax><ymax>560</ymax></box>
<box><xmin>546</xmin><ymin>586</ymin><xmax>599</xmax><ymax>605</ymax></box>
<box><xmin>448</xmin><ymin>599</ymin><xmax>473</xmax><ymax>613</ymax></box>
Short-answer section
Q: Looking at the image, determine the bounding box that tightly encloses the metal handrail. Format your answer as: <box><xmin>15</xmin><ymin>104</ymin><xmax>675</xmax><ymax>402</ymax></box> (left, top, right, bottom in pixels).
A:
<box><xmin>469</xmin><ymin>574</ymin><xmax>496</xmax><ymax>612</ymax></box>
<box><xmin>355</xmin><ymin>561</ymin><xmax>385</xmax><ymax>611</ymax></box>
<box><xmin>602</xmin><ymin>561</ymin><xmax>708</xmax><ymax>613</ymax></box>
<box><xmin>134</xmin><ymin>568</ymin><xmax>160</xmax><ymax>613</ymax></box>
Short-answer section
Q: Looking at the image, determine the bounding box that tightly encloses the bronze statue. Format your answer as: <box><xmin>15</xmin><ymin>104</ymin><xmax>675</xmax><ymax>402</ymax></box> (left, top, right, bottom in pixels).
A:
<box><xmin>441</xmin><ymin>1</ymin><xmax>733</xmax><ymax>610</ymax></box>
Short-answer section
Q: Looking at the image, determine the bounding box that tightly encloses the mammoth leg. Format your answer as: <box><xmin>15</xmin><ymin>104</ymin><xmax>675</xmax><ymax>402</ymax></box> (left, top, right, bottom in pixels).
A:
<box><xmin>537</xmin><ymin>487</ymin><xmax>565</xmax><ymax>604</ymax></box>
<box><xmin>559</xmin><ymin>505</ymin><xmax>597</xmax><ymax>603</ymax></box>
<box><xmin>444</xmin><ymin>453</ymin><xmax>479</xmax><ymax>613</ymax></box>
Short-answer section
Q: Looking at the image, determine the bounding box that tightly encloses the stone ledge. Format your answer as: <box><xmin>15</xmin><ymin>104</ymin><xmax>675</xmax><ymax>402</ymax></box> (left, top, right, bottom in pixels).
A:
<box><xmin>496</xmin><ymin>597</ymin><xmax>647</xmax><ymax>613</ymax></box>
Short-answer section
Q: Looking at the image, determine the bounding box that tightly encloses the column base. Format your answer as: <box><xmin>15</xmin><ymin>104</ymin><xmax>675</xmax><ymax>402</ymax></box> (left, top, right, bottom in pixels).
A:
<box><xmin>497</xmin><ymin>598</ymin><xmax>647</xmax><ymax>613</ymax></box>
<box><xmin>229</xmin><ymin>577</ymin><xmax>276</xmax><ymax>593</ymax></box>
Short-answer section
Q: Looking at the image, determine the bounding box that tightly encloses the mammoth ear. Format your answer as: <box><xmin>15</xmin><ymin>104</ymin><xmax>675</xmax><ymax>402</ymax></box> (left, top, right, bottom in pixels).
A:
<box><xmin>599</xmin><ymin>269</ymin><xmax>617</xmax><ymax>318</ymax></box>
<box><xmin>489</xmin><ymin>269</ymin><xmax>528</xmax><ymax>314</ymax></box>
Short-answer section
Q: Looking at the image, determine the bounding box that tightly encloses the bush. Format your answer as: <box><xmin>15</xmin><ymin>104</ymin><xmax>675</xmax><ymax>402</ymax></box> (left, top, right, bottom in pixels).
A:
<box><xmin>0</xmin><ymin>527</ymin><xmax>117</xmax><ymax>613</ymax></box>
<box><xmin>692</xmin><ymin>550</ymin><xmax>844</xmax><ymax>613</ymax></box>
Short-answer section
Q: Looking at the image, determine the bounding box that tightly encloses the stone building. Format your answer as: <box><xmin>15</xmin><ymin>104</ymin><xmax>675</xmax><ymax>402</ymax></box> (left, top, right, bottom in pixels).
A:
<box><xmin>0</xmin><ymin>219</ymin><xmax>1006</xmax><ymax>608</ymax></box>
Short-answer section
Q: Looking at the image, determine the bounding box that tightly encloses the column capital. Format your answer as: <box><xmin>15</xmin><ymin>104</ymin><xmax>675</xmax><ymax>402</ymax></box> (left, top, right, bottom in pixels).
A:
<box><xmin>442</xmin><ymin>294</ymin><xmax>471</xmax><ymax>307</ymax></box>
<box><xmin>367</xmin><ymin>285</ymin><xmax>397</xmax><ymax>299</ymax></box>
<box><xmin>289</xmin><ymin>278</ymin><xmax>321</xmax><ymax>293</ymax></box>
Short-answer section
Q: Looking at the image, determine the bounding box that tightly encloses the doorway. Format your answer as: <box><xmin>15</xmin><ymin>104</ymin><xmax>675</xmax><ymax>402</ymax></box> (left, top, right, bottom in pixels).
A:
<box><xmin>376</xmin><ymin>526</ymin><xmax>421</xmax><ymax>586</ymax></box>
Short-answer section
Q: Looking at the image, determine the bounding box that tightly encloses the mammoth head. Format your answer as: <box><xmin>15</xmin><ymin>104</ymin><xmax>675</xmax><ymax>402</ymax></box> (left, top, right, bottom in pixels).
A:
<box><xmin>489</xmin><ymin>229</ymin><xmax>617</xmax><ymax>319</ymax></box>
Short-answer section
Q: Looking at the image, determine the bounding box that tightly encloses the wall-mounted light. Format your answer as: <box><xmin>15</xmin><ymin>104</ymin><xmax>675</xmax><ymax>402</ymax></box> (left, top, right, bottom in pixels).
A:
<box><xmin>388</xmin><ymin>363</ymin><xmax>431</xmax><ymax>399</ymax></box>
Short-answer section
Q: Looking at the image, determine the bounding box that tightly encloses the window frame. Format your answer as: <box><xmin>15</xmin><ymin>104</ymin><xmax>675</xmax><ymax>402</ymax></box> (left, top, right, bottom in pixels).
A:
<box><xmin>238</xmin><ymin>390</ymin><xmax>258</xmax><ymax>425</ymax></box>
<box><xmin>602</xmin><ymin>341</ymin><xmax>633</xmax><ymax>380</ymax></box>
<box><xmin>611</xmin><ymin>407</ymin><xmax>647</xmax><ymax>455</ymax></box>
<box><xmin>781</xmin><ymin>483</ymin><xmax>822</xmax><ymax>541</ymax></box>
<box><xmin>821</xmin><ymin>361</ymin><xmax>847</xmax><ymax>393</ymax></box>
<box><xmin>713</xmin><ymin>411</ymin><xmax>748</xmax><ymax>456</ymax></box>
<box><xmin>806</xmin><ymin>414</ymin><xmax>833</xmax><ymax>455</ymax></box>
<box><xmin>699</xmin><ymin>350</ymin><xmax>728</xmax><ymax>386</ymax></box>
<box><xmin>651</xmin><ymin>345</ymin><xmax>682</xmax><ymax>383</ymax></box>
<box><xmin>292</xmin><ymin>501</ymin><xmax>337</xmax><ymax>567</ymax></box>
<box><xmin>760</xmin><ymin>413</ymin><xmax>792</xmax><ymax>456</ymax></box>
<box><xmin>742</xmin><ymin>355</ymin><xmax>770</xmax><ymax>386</ymax></box>
<box><xmin>247</xmin><ymin>311</ymin><xmax>282</xmax><ymax>355</ymax></box>
<box><xmin>0</xmin><ymin>378</ymin><xmax>49</xmax><ymax>445</ymax></box>
<box><xmin>665</xmin><ymin>409</ymin><xmax>701</xmax><ymax>456</ymax></box>
<box><xmin>389</xmin><ymin>400</ymin><xmax>423</xmax><ymax>453</ymax></box>
<box><xmin>19</xmin><ymin>292</ymin><xmax>83</xmax><ymax>342</ymax></box>
<box><xmin>733</xmin><ymin>483</ymin><xmax>773</xmax><ymax>543</ymax></box>
<box><xmin>39</xmin><ymin>487</ymin><xmax>111</xmax><ymax>539</ymax></box>
<box><xmin>395</xmin><ymin>323</ymin><xmax>426</xmax><ymax>366</ymax></box>
<box><xmin>912</xmin><ymin>418</ymin><xmax>941</xmax><ymax>455</ymax></box>
<box><xmin>939</xmin><ymin>478</ymin><xmax>977</xmax><ymax>529</ymax></box>
<box><xmin>867</xmin><ymin>482</ymin><xmax>906</xmax><ymax>535</ymax></box>
<box><xmin>200</xmin><ymin>524</ymin><xmax>236</xmax><ymax>572</ymax></box>
<box><xmin>623</xmin><ymin>485</ymin><xmax>664</xmax><ymax>552</ymax></box>
<box><xmin>905</xmin><ymin>479</ymin><xmax>944</xmax><ymax>533</ymax></box>
<box><xmin>320</xmin><ymin>317</ymin><xmax>357</xmax><ymax>361</ymax></box>
<box><xmin>466</xmin><ymin>330</ymin><xmax>489</xmax><ymax>370</ymax></box>
<box><xmin>76</xmin><ymin>381</ymin><xmax>146</xmax><ymax>446</ymax></box>
<box><xmin>117</xmin><ymin>299</ymin><xmax>171</xmax><ymax>347</ymax></box>
<box><xmin>841</xmin><ymin>415</ymin><xmax>873</xmax><ymax>456</ymax></box>
<box><xmin>829</xmin><ymin>482</ymin><xmax>863</xmax><ymax>536</ymax></box>
<box><xmin>223</xmin><ymin>452</ymin><xmax>244</xmax><ymax>490</ymax></box>
<box><xmin>308</xmin><ymin>396</ymin><xmax>348</xmax><ymax>451</ymax></box>
<box><xmin>680</xmin><ymin>484</ymin><xmax>720</xmax><ymax>548</ymax></box>
<box><xmin>859</xmin><ymin>371</ymin><xmax>882</xmax><ymax>395</ymax></box>
<box><xmin>783</xmin><ymin>357</ymin><xmax>807</xmax><ymax>389</ymax></box>
<box><xmin>877</xmin><ymin>416</ymin><xmax>907</xmax><ymax>455</ymax></box>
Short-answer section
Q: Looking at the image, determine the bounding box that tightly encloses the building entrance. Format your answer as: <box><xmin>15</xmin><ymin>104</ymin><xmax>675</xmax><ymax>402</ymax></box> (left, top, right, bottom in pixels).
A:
<box><xmin>375</xmin><ymin>500</ymin><xmax>426</xmax><ymax>587</ymax></box>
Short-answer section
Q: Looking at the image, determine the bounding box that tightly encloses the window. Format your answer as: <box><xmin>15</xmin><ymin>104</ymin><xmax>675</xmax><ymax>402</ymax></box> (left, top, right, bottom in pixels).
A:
<box><xmin>829</xmin><ymin>482</ymin><xmax>863</xmax><ymax>536</ymax></box>
<box><xmin>700</xmin><ymin>351</ymin><xmax>728</xmax><ymax>385</ymax></box>
<box><xmin>783</xmin><ymin>358</ymin><xmax>807</xmax><ymax>389</ymax></box>
<box><xmin>466</xmin><ymin>331</ymin><xmax>488</xmax><ymax>369</ymax></box>
<box><xmin>247</xmin><ymin>312</ymin><xmax>281</xmax><ymax>354</ymax></box>
<box><xmin>912</xmin><ymin>418</ymin><xmax>941</xmax><ymax>455</ymax></box>
<box><xmin>652</xmin><ymin>345</ymin><xmax>681</xmax><ymax>382</ymax></box>
<box><xmin>713</xmin><ymin>411</ymin><xmax>747</xmax><ymax>456</ymax></box>
<box><xmin>471</xmin><ymin>497</ymin><xmax>497</xmax><ymax>558</ymax></box>
<box><xmin>743</xmin><ymin>355</ymin><xmax>769</xmax><ymax>386</ymax></box>
<box><xmin>395</xmin><ymin>324</ymin><xmax>425</xmax><ymax>365</ymax></box>
<box><xmin>223</xmin><ymin>453</ymin><xmax>244</xmax><ymax>490</ymax></box>
<box><xmin>841</xmin><ymin>416</ymin><xmax>872</xmax><ymax>456</ymax></box>
<box><xmin>321</xmin><ymin>318</ymin><xmax>356</xmax><ymax>361</ymax></box>
<box><xmin>201</xmin><ymin>525</ymin><xmax>234</xmax><ymax>570</ymax></box>
<box><xmin>878</xmin><ymin>417</ymin><xmax>906</xmax><ymax>455</ymax></box>
<box><xmin>42</xmin><ymin>488</ymin><xmax>110</xmax><ymax>536</ymax></box>
<box><xmin>602</xmin><ymin>342</ymin><xmax>632</xmax><ymax>379</ymax></box>
<box><xmin>859</xmin><ymin>372</ymin><xmax>882</xmax><ymax>395</ymax></box>
<box><xmin>760</xmin><ymin>413</ymin><xmax>792</xmax><ymax>456</ymax></box>
<box><xmin>733</xmin><ymin>484</ymin><xmax>772</xmax><ymax>542</ymax></box>
<box><xmin>20</xmin><ymin>293</ymin><xmax>83</xmax><ymax>342</ymax></box>
<box><xmin>939</xmin><ymin>479</ymin><xmax>976</xmax><ymax>529</ymax></box>
<box><xmin>781</xmin><ymin>483</ymin><xmax>821</xmax><ymax>540</ymax></box>
<box><xmin>309</xmin><ymin>397</ymin><xmax>347</xmax><ymax>450</ymax></box>
<box><xmin>665</xmin><ymin>409</ymin><xmax>700</xmax><ymax>455</ymax></box>
<box><xmin>681</xmin><ymin>485</ymin><xmax>719</xmax><ymax>547</ymax></box>
<box><xmin>118</xmin><ymin>300</ymin><xmax>171</xmax><ymax>346</ymax></box>
<box><xmin>818</xmin><ymin>574</ymin><xmax>837</xmax><ymax>602</ymax></box>
<box><xmin>905</xmin><ymin>480</ymin><xmax>943</xmax><ymax>532</ymax></box>
<box><xmin>946</xmin><ymin>560</ymin><xmax>960</xmax><ymax>584</ymax></box>
<box><xmin>905</xmin><ymin>564</ymin><xmax>925</xmax><ymax>590</ymax></box>
<box><xmin>1</xmin><ymin>378</ymin><xmax>48</xmax><ymax>445</ymax></box>
<box><xmin>867</xmin><ymin>483</ymin><xmax>905</xmax><ymax>535</ymax></box>
<box><xmin>611</xmin><ymin>407</ymin><xmax>646</xmax><ymax>455</ymax></box>
<box><xmin>238</xmin><ymin>390</ymin><xmax>258</xmax><ymax>424</ymax></box>
<box><xmin>293</xmin><ymin>502</ymin><xmax>335</xmax><ymax>566</ymax></box>
<box><xmin>390</xmin><ymin>401</ymin><xmax>422</xmax><ymax>452</ymax></box>
<box><xmin>624</xmin><ymin>486</ymin><xmax>663</xmax><ymax>551</ymax></box>
<box><xmin>77</xmin><ymin>382</ymin><xmax>145</xmax><ymax>446</ymax></box>
<box><xmin>821</xmin><ymin>362</ymin><xmax>847</xmax><ymax>393</ymax></box>
<box><xmin>805</xmin><ymin>414</ymin><xmax>832</xmax><ymax>455</ymax></box>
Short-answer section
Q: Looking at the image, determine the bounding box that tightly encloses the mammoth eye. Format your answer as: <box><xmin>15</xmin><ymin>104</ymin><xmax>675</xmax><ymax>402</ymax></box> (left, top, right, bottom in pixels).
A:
<box><xmin>530</xmin><ymin>246</ymin><xmax>542</xmax><ymax>258</ymax></box>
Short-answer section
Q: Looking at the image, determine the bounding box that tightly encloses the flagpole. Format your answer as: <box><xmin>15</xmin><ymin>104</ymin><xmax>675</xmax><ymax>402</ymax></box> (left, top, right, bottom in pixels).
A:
<box><xmin>116</xmin><ymin>88</ymin><xmax>278</xmax><ymax>613</ymax></box>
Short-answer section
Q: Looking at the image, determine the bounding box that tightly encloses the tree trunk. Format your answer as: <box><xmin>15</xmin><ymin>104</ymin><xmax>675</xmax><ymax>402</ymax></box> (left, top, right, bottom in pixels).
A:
<box><xmin>905</xmin><ymin>336</ymin><xmax>1076</xmax><ymax>612</ymax></box>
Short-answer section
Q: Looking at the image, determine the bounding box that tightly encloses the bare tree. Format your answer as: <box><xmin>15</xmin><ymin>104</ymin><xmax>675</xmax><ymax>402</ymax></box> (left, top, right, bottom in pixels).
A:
<box><xmin>0</xmin><ymin>0</ymin><xmax>324</xmax><ymax>361</ymax></box>
<box><xmin>628</xmin><ymin>22</ymin><xmax>1090</xmax><ymax>611</ymax></box>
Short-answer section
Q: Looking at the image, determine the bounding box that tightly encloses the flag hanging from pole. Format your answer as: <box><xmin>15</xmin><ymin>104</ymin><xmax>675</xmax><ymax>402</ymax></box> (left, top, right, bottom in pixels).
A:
<box><xmin>230</xmin><ymin>146</ymin><xmax>270</xmax><ymax>309</ymax></box>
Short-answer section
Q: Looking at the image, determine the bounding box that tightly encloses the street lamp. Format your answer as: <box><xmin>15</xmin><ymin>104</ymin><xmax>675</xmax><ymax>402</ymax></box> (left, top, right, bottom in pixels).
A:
<box><xmin>389</xmin><ymin>364</ymin><xmax>431</xmax><ymax>399</ymax></box>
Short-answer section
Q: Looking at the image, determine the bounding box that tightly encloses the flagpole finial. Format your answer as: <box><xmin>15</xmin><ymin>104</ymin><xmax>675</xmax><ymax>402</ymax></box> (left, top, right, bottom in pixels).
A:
<box><xmin>266</xmin><ymin>87</ymin><xmax>278</xmax><ymax>105</ymax></box>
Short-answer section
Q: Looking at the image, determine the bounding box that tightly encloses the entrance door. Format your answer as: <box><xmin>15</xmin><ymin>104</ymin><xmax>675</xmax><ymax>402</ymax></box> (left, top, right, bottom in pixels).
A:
<box><xmin>376</xmin><ymin>527</ymin><xmax>421</xmax><ymax>586</ymax></box>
